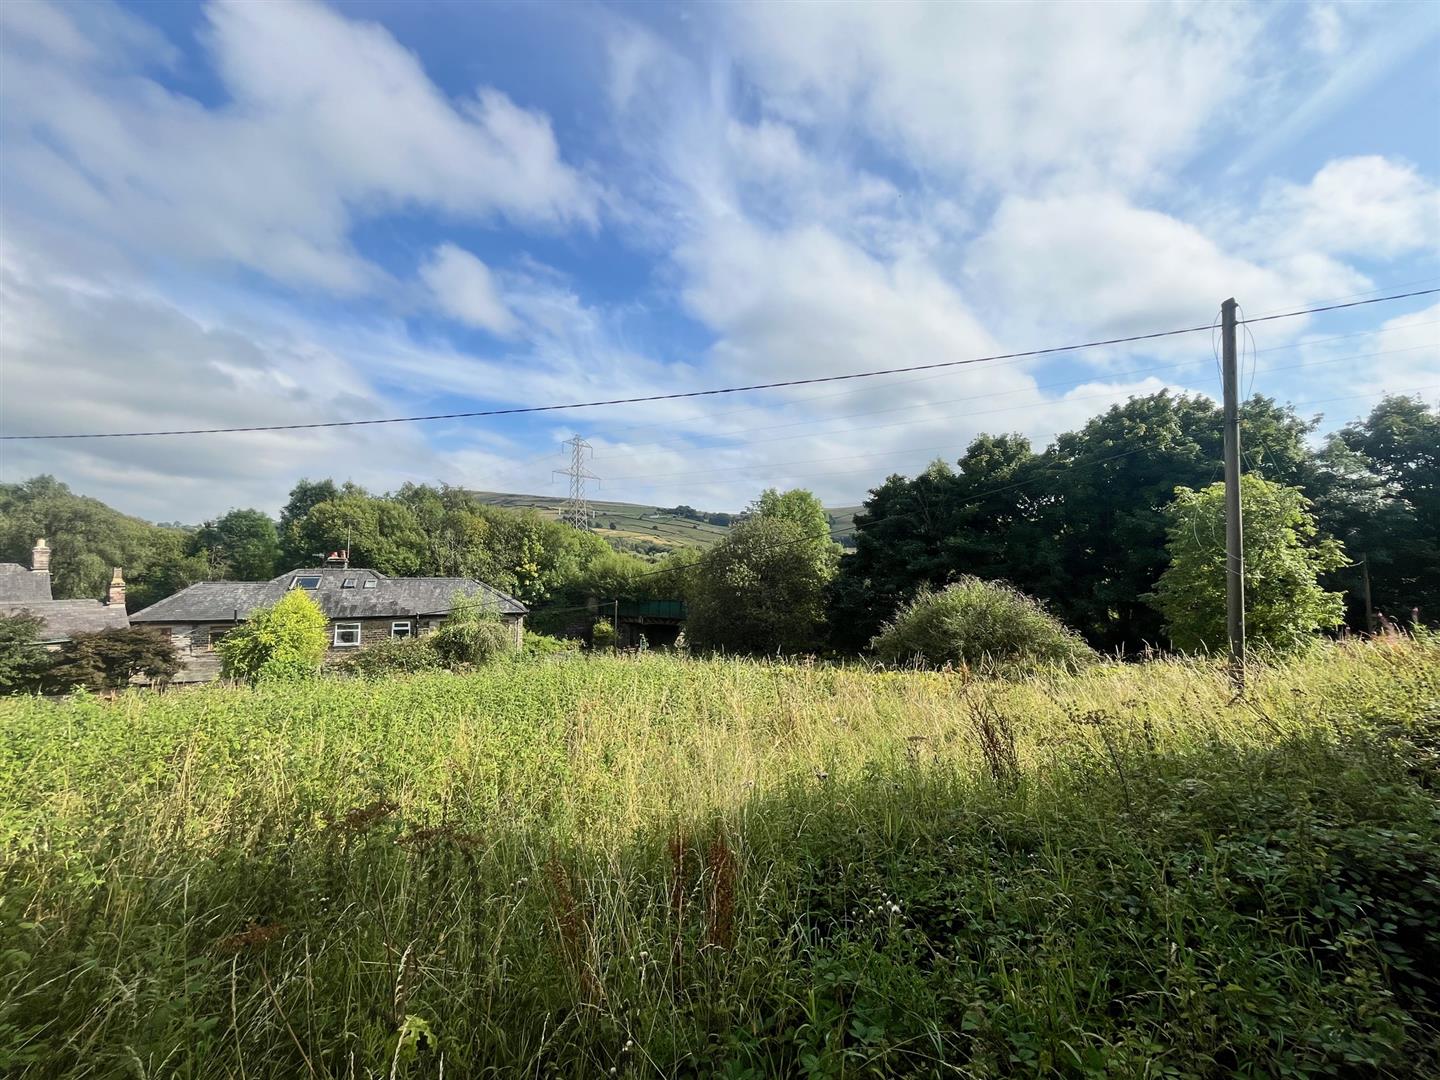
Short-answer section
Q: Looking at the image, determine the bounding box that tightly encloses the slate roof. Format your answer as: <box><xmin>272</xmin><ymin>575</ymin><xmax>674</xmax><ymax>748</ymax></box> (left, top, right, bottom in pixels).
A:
<box><xmin>0</xmin><ymin>563</ymin><xmax>55</xmax><ymax>603</ymax></box>
<box><xmin>129</xmin><ymin>567</ymin><xmax>527</xmax><ymax>623</ymax></box>
<box><xmin>0</xmin><ymin>600</ymin><xmax>131</xmax><ymax>642</ymax></box>
<box><xmin>0</xmin><ymin>563</ymin><xmax>130</xmax><ymax>641</ymax></box>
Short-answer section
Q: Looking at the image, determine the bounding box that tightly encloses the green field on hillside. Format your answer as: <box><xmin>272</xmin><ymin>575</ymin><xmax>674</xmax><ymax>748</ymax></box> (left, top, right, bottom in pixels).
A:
<box><xmin>470</xmin><ymin>491</ymin><xmax>864</xmax><ymax>552</ymax></box>
<box><xmin>3</xmin><ymin>640</ymin><xmax>1437</xmax><ymax>1077</ymax></box>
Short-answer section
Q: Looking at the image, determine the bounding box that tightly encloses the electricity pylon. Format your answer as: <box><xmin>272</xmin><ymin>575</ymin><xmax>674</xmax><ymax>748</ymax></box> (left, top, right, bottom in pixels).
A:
<box><xmin>552</xmin><ymin>435</ymin><xmax>599</xmax><ymax>530</ymax></box>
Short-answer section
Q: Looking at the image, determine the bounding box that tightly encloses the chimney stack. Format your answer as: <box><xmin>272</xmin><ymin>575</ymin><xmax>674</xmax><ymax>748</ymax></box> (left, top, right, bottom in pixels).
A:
<box><xmin>31</xmin><ymin>538</ymin><xmax>50</xmax><ymax>574</ymax></box>
<box><xmin>107</xmin><ymin>566</ymin><xmax>126</xmax><ymax>607</ymax></box>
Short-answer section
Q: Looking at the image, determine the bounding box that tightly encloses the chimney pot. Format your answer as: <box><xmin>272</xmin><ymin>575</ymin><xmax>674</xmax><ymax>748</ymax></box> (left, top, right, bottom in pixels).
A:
<box><xmin>31</xmin><ymin>538</ymin><xmax>50</xmax><ymax>573</ymax></box>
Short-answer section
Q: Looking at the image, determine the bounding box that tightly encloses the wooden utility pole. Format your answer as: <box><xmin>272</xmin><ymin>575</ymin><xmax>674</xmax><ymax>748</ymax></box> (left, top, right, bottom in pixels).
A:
<box><xmin>1221</xmin><ymin>298</ymin><xmax>1246</xmax><ymax>687</ymax></box>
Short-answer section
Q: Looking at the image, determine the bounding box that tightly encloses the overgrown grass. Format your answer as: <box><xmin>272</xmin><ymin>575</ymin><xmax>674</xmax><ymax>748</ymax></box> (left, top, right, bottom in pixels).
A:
<box><xmin>2</xmin><ymin>640</ymin><xmax>1437</xmax><ymax>1077</ymax></box>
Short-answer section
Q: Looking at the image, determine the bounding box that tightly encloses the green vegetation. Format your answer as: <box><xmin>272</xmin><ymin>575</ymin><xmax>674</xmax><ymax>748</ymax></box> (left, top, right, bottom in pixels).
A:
<box><xmin>831</xmin><ymin>393</ymin><xmax>1439</xmax><ymax>653</ymax></box>
<box><xmin>0</xmin><ymin>614</ymin><xmax>49</xmax><ymax>694</ymax></box>
<box><xmin>687</xmin><ymin>488</ymin><xmax>841</xmax><ymax>655</ymax></box>
<box><xmin>3</xmin><ymin>394</ymin><xmax>1434</xmax><ymax>658</ymax></box>
<box><xmin>470</xmin><ymin>491</ymin><xmax>735</xmax><ymax>552</ymax></box>
<box><xmin>2</xmin><ymin>640</ymin><xmax>1436</xmax><ymax>1076</ymax></box>
<box><xmin>335</xmin><ymin>635</ymin><xmax>445</xmax><ymax>679</ymax></box>
<box><xmin>0</xmin><ymin>475</ymin><xmax>208</xmax><ymax>609</ymax></box>
<box><xmin>189</xmin><ymin>508</ymin><xmax>282</xmax><ymax>581</ymax></box>
<box><xmin>1150</xmin><ymin>475</ymin><xmax>1349</xmax><ymax>652</ymax></box>
<box><xmin>430</xmin><ymin>594</ymin><xmax>516</xmax><ymax>667</ymax></box>
<box><xmin>42</xmin><ymin>626</ymin><xmax>180</xmax><ymax>693</ymax></box>
<box><xmin>0</xmin><ymin>618</ymin><xmax>179</xmax><ymax>694</ymax></box>
<box><xmin>215</xmin><ymin>589</ymin><xmax>329</xmax><ymax>683</ymax></box>
<box><xmin>870</xmin><ymin>577</ymin><xmax>1094</xmax><ymax>672</ymax></box>
<box><xmin>590</xmin><ymin>616</ymin><xmax>617</xmax><ymax>651</ymax></box>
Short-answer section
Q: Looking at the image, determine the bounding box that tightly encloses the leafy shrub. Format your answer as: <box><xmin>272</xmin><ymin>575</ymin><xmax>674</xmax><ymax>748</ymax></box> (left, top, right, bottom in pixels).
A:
<box><xmin>44</xmin><ymin>626</ymin><xmax>180</xmax><ymax>692</ymax></box>
<box><xmin>870</xmin><ymin>577</ymin><xmax>1092</xmax><ymax>671</ymax></box>
<box><xmin>590</xmin><ymin>617</ymin><xmax>616</xmax><ymax>651</ymax></box>
<box><xmin>522</xmin><ymin>632</ymin><xmax>577</xmax><ymax>658</ymax></box>
<box><xmin>431</xmin><ymin>594</ymin><xmax>514</xmax><ymax>667</ymax></box>
<box><xmin>0</xmin><ymin>613</ymin><xmax>50</xmax><ymax>694</ymax></box>
<box><xmin>216</xmin><ymin>589</ymin><xmax>328</xmax><ymax>684</ymax></box>
<box><xmin>337</xmin><ymin>635</ymin><xmax>443</xmax><ymax>678</ymax></box>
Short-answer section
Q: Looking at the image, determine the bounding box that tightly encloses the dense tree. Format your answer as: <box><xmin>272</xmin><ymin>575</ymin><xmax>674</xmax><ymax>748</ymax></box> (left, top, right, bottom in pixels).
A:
<box><xmin>287</xmin><ymin>492</ymin><xmax>429</xmax><ymax>576</ymax></box>
<box><xmin>828</xmin><ymin>435</ymin><xmax>1041</xmax><ymax>652</ymax></box>
<box><xmin>44</xmin><ymin>627</ymin><xmax>180</xmax><ymax>692</ymax></box>
<box><xmin>1313</xmin><ymin>395</ymin><xmax>1439</xmax><ymax>626</ymax></box>
<box><xmin>0</xmin><ymin>613</ymin><xmax>51</xmax><ymax>694</ymax></box>
<box><xmin>277</xmin><ymin>478</ymin><xmax>340</xmax><ymax>568</ymax></box>
<box><xmin>829</xmin><ymin>392</ymin><xmax>1321</xmax><ymax>653</ymax></box>
<box><xmin>687</xmin><ymin>489</ymin><xmax>840</xmax><ymax>655</ymax></box>
<box><xmin>189</xmin><ymin>508</ymin><xmax>281</xmax><ymax>580</ymax></box>
<box><xmin>1148</xmin><ymin>476</ymin><xmax>1348</xmax><ymax>653</ymax></box>
<box><xmin>0</xmin><ymin>475</ymin><xmax>207</xmax><ymax>609</ymax></box>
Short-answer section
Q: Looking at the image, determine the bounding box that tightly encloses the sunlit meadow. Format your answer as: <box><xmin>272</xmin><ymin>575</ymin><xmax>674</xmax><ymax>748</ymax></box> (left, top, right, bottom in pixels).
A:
<box><xmin>2</xmin><ymin>640</ymin><xmax>1437</xmax><ymax>1077</ymax></box>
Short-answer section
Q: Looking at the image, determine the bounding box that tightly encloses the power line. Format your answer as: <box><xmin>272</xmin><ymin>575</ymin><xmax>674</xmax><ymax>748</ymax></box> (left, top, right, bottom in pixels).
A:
<box><xmin>1237</xmin><ymin>288</ymin><xmax>1440</xmax><ymax>326</ymax></box>
<box><xmin>606</xmin><ymin>352</ymin><xmax>1437</xmax><ymax>482</ymax></box>
<box><xmin>10</xmin><ymin>289</ymin><xmax>1434</xmax><ymax>442</ymax></box>
<box><xmin>603</xmin><ymin>381</ymin><xmax>1440</xmax><ymax>490</ymax></box>
<box><xmin>621</xmin><ymin>343</ymin><xmax>1435</xmax><ymax>458</ymax></box>
<box><xmin>1</xmin><ymin>324</ymin><xmax>1214</xmax><ymax>440</ymax></box>
<box><xmin>594</xmin><ymin>317</ymin><xmax>1437</xmax><ymax>448</ymax></box>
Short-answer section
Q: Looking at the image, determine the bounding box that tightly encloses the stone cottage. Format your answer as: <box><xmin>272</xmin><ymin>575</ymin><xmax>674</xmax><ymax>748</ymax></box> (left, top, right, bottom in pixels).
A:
<box><xmin>0</xmin><ymin>538</ymin><xmax>131</xmax><ymax>644</ymax></box>
<box><xmin>128</xmin><ymin>556</ymin><xmax>527</xmax><ymax>682</ymax></box>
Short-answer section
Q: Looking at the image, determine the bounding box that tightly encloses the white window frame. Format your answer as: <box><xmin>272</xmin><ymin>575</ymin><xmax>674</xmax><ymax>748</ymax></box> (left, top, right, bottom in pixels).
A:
<box><xmin>333</xmin><ymin>622</ymin><xmax>362</xmax><ymax>648</ymax></box>
<box><xmin>391</xmin><ymin>621</ymin><xmax>412</xmax><ymax>639</ymax></box>
<box><xmin>342</xmin><ymin>577</ymin><xmax>357</xmax><ymax>588</ymax></box>
<box><xmin>362</xmin><ymin>579</ymin><xmax>377</xmax><ymax>589</ymax></box>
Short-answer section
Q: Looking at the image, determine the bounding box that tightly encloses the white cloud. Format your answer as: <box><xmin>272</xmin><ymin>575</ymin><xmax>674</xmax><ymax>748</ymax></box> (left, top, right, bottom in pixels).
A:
<box><xmin>969</xmin><ymin>191</ymin><xmax>1368</xmax><ymax>347</ymax></box>
<box><xmin>419</xmin><ymin>245</ymin><xmax>519</xmax><ymax>336</ymax></box>
<box><xmin>722</xmin><ymin>0</ymin><xmax>1263</xmax><ymax>191</ymax></box>
<box><xmin>1258</xmin><ymin>156</ymin><xmax>1440</xmax><ymax>261</ymax></box>
<box><xmin>0</xmin><ymin>0</ymin><xmax>596</xmax><ymax>294</ymax></box>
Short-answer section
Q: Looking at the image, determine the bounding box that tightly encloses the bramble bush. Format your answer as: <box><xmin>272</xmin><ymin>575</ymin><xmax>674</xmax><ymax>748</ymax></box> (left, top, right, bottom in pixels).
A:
<box><xmin>870</xmin><ymin>577</ymin><xmax>1093</xmax><ymax>671</ymax></box>
<box><xmin>522</xmin><ymin>631</ymin><xmax>577</xmax><ymax>658</ymax></box>
<box><xmin>430</xmin><ymin>593</ymin><xmax>514</xmax><ymax>667</ymax></box>
<box><xmin>337</xmin><ymin>635</ymin><xmax>445</xmax><ymax>678</ymax></box>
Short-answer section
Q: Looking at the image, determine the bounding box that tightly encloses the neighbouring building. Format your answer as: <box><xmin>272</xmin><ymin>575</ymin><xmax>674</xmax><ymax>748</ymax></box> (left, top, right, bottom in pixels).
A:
<box><xmin>0</xmin><ymin>538</ymin><xmax>131</xmax><ymax>645</ymax></box>
<box><xmin>612</xmin><ymin>599</ymin><xmax>687</xmax><ymax>649</ymax></box>
<box><xmin>128</xmin><ymin>553</ymin><xmax>527</xmax><ymax>682</ymax></box>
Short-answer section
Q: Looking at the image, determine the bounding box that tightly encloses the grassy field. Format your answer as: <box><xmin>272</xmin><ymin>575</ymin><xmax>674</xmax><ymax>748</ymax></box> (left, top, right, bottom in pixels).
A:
<box><xmin>469</xmin><ymin>491</ymin><xmax>864</xmax><ymax>552</ymax></box>
<box><xmin>2</xmin><ymin>641</ymin><xmax>1438</xmax><ymax>1077</ymax></box>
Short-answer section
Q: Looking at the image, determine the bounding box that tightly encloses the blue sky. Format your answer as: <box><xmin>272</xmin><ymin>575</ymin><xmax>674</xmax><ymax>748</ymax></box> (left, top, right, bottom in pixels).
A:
<box><xmin>1</xmin><ymin>0</ymin><xmax>1437</xmax><ymax>520</ymax></box>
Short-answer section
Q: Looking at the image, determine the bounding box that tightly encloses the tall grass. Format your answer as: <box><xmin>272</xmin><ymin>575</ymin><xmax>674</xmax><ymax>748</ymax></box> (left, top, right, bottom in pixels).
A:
<box><xmin>2</xmin><ymin>640</ymin><xmax>1437</xmax><ymax>1077</ymax></box>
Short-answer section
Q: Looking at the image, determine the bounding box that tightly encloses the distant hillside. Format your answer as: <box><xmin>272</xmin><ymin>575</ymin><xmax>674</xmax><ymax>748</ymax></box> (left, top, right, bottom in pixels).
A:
<box><xmin>469</xmin><ymin>492</ymin><xmax>863</xmax><ymax>552</ymax></box>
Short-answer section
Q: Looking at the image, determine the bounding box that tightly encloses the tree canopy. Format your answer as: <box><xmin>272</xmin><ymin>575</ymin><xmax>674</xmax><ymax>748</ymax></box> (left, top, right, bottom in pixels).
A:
<box><xmin>829</xmin><ymin>392</ymin><xmax>1430</xmax><ymax>653</ymax></box>
<box><xmin>1148</xmin><ymin>475</ymin><xmax>1348</xmax><ymax>653</ymax></box>
<box><xmin>686</xmin><ymin>488</ymin><xmax>840</xmax><ymax>655</ymax></box>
